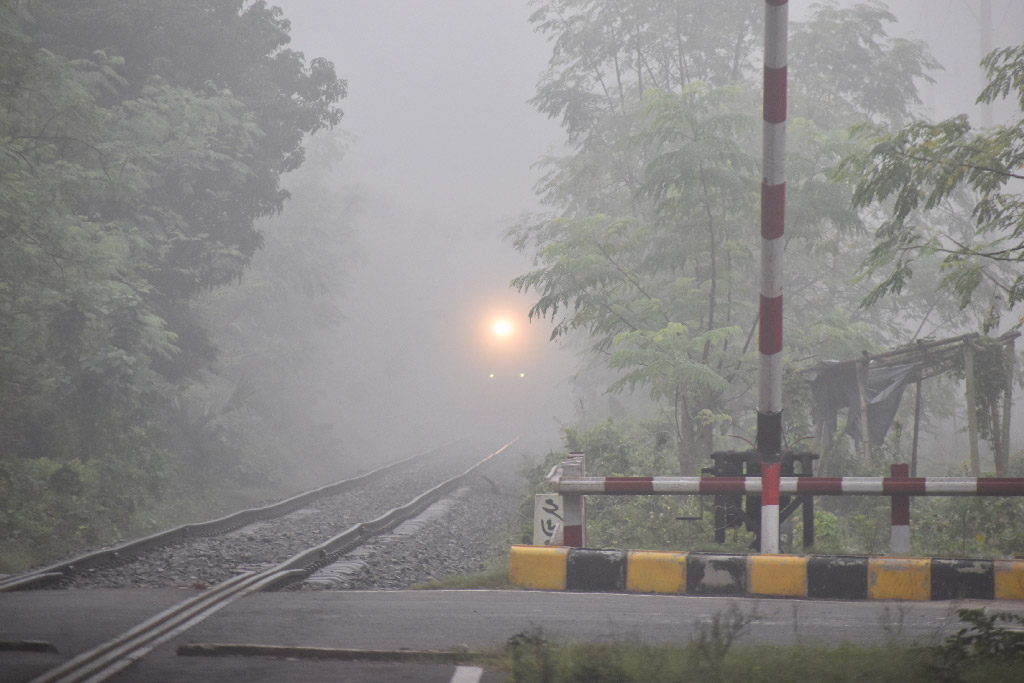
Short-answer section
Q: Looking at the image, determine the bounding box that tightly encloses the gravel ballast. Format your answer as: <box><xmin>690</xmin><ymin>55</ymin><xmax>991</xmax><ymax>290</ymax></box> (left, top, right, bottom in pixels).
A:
<box><xmin>57</xmin><ymin>446</ymin><xmax>526</xmax><ymax>591</ymax></box>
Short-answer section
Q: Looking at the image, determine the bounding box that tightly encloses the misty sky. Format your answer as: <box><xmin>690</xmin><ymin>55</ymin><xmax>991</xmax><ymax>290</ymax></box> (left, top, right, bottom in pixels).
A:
<box><xmin>272</xmin><ymin>0</ymin><xmax>1024</xmax><ymax>460</ymax></box>
<box><xmin>275</xmin><ymin>0</ymin><xmax>571</xmax><ymax>458</ymax></box>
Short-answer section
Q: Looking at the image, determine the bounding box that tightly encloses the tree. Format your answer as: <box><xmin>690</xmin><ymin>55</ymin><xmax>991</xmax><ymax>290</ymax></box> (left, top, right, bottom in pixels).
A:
<box><xmin>28</xmin><ymin>0</ymin><xmax>346</xmax><ymax>299</ymax></box>
<box><xmin>840</xmin><ymin>43</ymin><xmax>1024</xmax><ymax>332</ymax></box>
<box><xmin>511</xmin><ymin>1</ymin><xmax>937</xmax><ymax>473</ymax></box>
<box><xmin>0</xmin><ymin>0</ymin><xmax>348</xmax><ymax>565</ymax></box>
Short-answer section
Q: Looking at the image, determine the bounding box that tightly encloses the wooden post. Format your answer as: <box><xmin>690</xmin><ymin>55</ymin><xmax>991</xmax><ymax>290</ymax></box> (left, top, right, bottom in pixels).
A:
<box><xmin>855</xmin><ymin>357</ymin><xmax>872</xmax><ymax>466</ymax></box>
<box><xmin>965</xmin><ymin>342</ymin><xmax>980</xmax><ymax>476</ymax></box>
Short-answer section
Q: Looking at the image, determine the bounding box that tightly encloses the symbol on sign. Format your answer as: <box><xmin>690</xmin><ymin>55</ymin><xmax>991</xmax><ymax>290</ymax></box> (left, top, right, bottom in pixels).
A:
<box><xmin>542</xmin><ymin>498</ymin><xmax>563</xmax><ymax>520</ymax></box>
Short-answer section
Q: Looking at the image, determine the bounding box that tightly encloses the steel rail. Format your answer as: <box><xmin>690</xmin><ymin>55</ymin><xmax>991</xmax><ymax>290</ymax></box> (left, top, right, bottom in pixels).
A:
<box><xmin>0</xmin><ymin>441</ymin><xmax>460</xmax><ymax>593</ymax></box>
<box><xmin>26</xmin><ymin>439</ymin><xmax>516</xmax><ymax>683</ymax></box>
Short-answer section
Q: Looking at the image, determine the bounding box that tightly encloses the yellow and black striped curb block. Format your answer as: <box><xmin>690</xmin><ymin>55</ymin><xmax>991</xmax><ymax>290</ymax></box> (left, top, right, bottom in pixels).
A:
<box><xmin>507</xmin><ymin>546</ymin><xmax>1024</xmax><ymax>601</ymax></box>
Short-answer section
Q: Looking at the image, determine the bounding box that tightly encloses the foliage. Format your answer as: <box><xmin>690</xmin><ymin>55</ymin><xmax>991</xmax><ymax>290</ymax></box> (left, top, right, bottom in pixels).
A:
<box><xmin>791</xmin><ymin>508</ymin><xmax>844</xmax><ymax>554</ymax></box>
<box><xmin>501</xmin><ymin>609</ymin><xmax>1024</xmax><ymax>682</ymax></box>
<box><xmin>511</xmin><ymin>1</ymin><xmax>939</xmax><ymax>473</ymax></box>
<box><xmin>502</xmin><ymin>631</ymin><xmax>941</xmax><ymax>682</ymax></box>
<box><xmin>912</xmin><ymin>495</ymin><xmax>1024</xmax><ymax>559</ymax></box>
<box><xmin>0</xmin><ymin>453</ymin><xmax>174</xmax><ymax>571</ymax></box>
<box><xmin>839</xmin><ymin>43</ymin><xmax>1024</xmax><ymax>331</ymax></box>
<box><xmin>0</xmin><ymin>0</ymin><xmax>348</xmax><ymax>568</ymax></box>
<box><xmin>691</xmin><ymin>602</ymin><xmax>759</xmax><ymax>683</ymax></box>
<box><xmin>931</xmin><ymin>609</ymin><xmax>1024</xmax><ymax>682</ymax></box>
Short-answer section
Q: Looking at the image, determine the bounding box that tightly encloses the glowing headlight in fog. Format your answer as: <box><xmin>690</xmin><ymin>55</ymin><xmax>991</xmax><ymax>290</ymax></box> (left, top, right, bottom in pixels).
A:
<box><xmin>493</xmin><ymin>319</ymin><xmax>513</xmax><ymax>337</ymax></box>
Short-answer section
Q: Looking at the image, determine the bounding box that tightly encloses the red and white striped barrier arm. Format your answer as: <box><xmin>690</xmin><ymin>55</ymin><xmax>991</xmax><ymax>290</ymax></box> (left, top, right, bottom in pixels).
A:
<box><xmin>550</xmin><ymin>476</ymin><xmax>1024</xmax><ymax>496</ymax></box>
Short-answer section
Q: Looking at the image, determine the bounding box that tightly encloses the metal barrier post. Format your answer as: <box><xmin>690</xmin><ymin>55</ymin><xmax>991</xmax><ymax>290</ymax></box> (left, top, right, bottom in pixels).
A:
<box><xmin>562</xmin><ymin>453</ymin><xmax>586</xmax><ymax>547</ymax></box>
<box><xmin>756</xmin><ymin>0</ymin><xmax>789</xmax><ymax>556</ymax></box>
<box><xmin>761</xmin><ymin>461</ymin><xmax>781</xmax><ymax>553</ymax></box>
<box><xmin>890</xmin><ymin>463</ymin><xmax>911</xmax><ymax>554</ymax></box>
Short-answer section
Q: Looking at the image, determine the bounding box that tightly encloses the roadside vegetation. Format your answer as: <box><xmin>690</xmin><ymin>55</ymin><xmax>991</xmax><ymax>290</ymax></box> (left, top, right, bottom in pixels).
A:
<box><xmin>494</xmin><ymin>607</ymin><xmax>1024</xmax><ymax>682</ymax></box>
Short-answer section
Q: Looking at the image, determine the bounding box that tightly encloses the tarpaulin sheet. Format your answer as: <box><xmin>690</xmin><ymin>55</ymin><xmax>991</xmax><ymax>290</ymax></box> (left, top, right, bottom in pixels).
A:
<box><xmin>811</xmin><ymin>363</ymin><xmax>917</xmax><ymax>446</ymax></box>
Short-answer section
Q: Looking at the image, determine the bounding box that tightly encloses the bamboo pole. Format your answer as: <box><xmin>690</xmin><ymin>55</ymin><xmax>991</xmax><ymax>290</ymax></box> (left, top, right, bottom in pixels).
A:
<box><xmin>965</xmin><ymin>342</ymin><xmax>980</xmax><ymax>476</ymax></box>
<box><xmin>912</xmin><ymin>378</ymin><xmax>922</xmax><ymax>477</ymax></box>
<box><xmin>855</xmin><ymin>357</ymin><xmax>872</xmax><ymax>466</ymax></box>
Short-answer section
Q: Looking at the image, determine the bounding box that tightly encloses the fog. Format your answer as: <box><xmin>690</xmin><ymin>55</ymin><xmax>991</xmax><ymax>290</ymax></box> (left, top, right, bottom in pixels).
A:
<box><xmin>274</xmin><ymin>1</ymin><xmax>573</xmax><ymax>459</ymax></box>
<box><xmin>273</xmin><ymin>0</ymin><xmax>1024</xmax><ymax>463</ymax></box>
<box><xmin>841</xmin><ymin>0</ymin><xmax>1024</xmax><ymax>124</ymax></box>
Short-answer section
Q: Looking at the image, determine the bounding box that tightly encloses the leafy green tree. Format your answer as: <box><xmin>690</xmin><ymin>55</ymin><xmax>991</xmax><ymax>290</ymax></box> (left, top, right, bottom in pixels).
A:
<box><xmin>840</xmin><ymin>43</ymin><xmax>1024</xmax><ymax>331</ymax></box>
<box><xmin>0</xmin><ymin>0</ymin><xmax>347</xmax><ymax>566</ymax></box>
<box><xmin>511</xmin><ymin>1</ymin><xmax>936</xmax><ymax>472</ymax></box>
<box><xmin>0</xmin><ymin>10</ymin><xmax>170</xmax><ymax>462</ymax></box>
<box><xmin>1</xmin><ymin>0</ymin><xmax>345</xmax><ymax>461</ymax></box>
<box><xmin>28</xmin><ymin>0</ymin><xmax>346</xmax><ymax>299</ymax></box>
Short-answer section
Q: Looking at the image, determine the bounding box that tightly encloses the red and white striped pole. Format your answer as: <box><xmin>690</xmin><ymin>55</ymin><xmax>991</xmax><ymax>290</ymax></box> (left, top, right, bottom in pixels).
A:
<box><xmin>890</xmin><ymin>463</ymin><xmax>911</xmax><ymax>553</ymax></box>
<box><xmin>561</xmin><ymin>453</ymin><xmax>586</xmax><ymax>547</ymax></box>
<box><xmin>758</xmin><ymin>0</ymin><xmax>788</xmax><ymax>554</ymax></box>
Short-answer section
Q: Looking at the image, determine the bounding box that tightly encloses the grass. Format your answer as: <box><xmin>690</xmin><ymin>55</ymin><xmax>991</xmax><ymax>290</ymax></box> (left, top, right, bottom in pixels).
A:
<box><xmin>500</xmin><ymin>639</ymin><xmax>935</xmax><ymax>683</ymax></box>
<box><xmin>492</xmin><ymin>628</ymin><xmax>1024</xmax><ymax>682</ymax></box>
<box><xmin>411</xmin><ymin>551</ymin><xmax>514</xmax><ymax>590</ymax></box>
<box><xmin>1</xmin><ymin>480</ymin><xmax>286</xmax><ymax>574</ymax></box>
<box><xmin>411</xmin><ymin>565</ymin><xmax>512</xmax><ymax>590</ymax></box>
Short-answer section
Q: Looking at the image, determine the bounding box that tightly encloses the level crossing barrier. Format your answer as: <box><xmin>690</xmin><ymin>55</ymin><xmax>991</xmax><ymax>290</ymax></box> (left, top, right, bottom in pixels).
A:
<box><xmin>545</xmin><ymin>454</ymin><xmax>1024</xmax><ymax>554</ymax></box>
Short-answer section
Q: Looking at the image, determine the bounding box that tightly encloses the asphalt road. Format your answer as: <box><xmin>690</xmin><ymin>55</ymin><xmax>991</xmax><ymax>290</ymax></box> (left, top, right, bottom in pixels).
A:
<box><xmin>3</xmin><ymin>588</ymin><xmax>1023</xmax><ymax>682</ymax></box>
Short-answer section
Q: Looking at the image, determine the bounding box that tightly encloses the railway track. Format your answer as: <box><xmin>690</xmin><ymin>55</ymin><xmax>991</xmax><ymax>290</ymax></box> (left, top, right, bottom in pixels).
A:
<box><xmin>1</xmin><ymin>440</ymin><xmax>503</xmax><ymax>592</ymax></box>
<box><xmin>4</xmin><ymin>440</ymin><xmax>519</xmax><ymax>682</ymax></box>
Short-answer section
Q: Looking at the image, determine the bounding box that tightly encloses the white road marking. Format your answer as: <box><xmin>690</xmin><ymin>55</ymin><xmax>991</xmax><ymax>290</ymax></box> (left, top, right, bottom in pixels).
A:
<box><xmin>451</xmin><ymin>665</ymin><xmax>483</xmax><ymax>683</ymax></box>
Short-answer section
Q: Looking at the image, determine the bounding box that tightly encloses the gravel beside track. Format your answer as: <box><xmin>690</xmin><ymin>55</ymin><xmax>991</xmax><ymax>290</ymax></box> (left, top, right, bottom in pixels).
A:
<box><xmin>62</xmin><ymin>448</ymin><xmax>522</xmax><ymax>590</ymax></box>
<box><xmin>52</xmin><ymin>448</ymin><xmax>524</xmax><ymax>593</ymax></box>
<box><xmin>302</xmin><ymin>472</ymin><xmax>522</xmax><ymax>590</ymax></box>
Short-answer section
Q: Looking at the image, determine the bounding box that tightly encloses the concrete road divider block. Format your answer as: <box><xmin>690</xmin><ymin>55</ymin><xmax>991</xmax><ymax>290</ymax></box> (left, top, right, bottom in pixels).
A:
<box><xmin>566</xmin><ymin>549</ymin><xmax>627</xmax><ymax>591</ymax></box>
<box><xmin>748</xmin><ymin>554</ymin><xmax>808</xmax><ymax>597</ymax></box>
<box><xmin>868</xmin><ymin>557</ymin><xmax>931</xmax><ymax>601</ymax></box>
<box><xmin>686</xmin><ymin>553</ymin><xmax>746</xmax><ymax>595</ymax></box>
<box><xmin>807</xmin><ymin>555</ymin><xmax>868</xmax><ymax>600</ymax></box>
<box><xmin>626</xmin><ymin>551</ymin><xmax>687</xmax><ymax>594</ymax></box>
<box><xmin>509</xmin><ymin>545</ymin><xmax>1024</xmax><ymax>601</ymax></box>
<box><xmin>930</xmin><ymin>559</ymin><xmax>994</xmax><ymax>600</ymax></box>
<box><xmin>509</xmin><ymin>545</ymin><xmax>568</xmax><ymax>590</ymax></box>
<box><xmin>995</xmin><ymin>559</ymin><xmax>1024</xmax><ymax>600</ymax></box>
